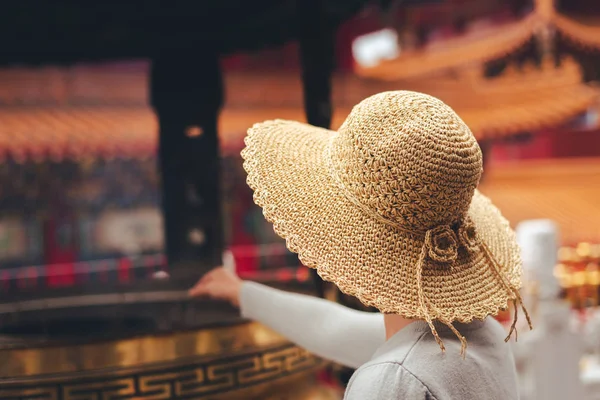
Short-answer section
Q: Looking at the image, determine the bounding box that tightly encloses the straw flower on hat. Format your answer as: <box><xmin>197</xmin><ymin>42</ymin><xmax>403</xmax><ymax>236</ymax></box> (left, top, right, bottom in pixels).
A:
<box><xmin>241</xmin><ymin>91</ymin><xmax>531</xmax><ymax>354</ymax></box>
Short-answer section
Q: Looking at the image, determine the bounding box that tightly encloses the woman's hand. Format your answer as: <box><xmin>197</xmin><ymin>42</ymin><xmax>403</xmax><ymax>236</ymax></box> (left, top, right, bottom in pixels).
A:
<box><xmin>188</xmin><ymin>267</ymin><xmax>243</xmax><ymax>307</ymax></box>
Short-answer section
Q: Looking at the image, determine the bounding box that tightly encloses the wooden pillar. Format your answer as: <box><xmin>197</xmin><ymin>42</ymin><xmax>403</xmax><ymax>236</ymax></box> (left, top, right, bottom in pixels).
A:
<box><xmin>150</xmin><ymin>52</ymin><xmax>224</xmax><ymax>282</ymax></box>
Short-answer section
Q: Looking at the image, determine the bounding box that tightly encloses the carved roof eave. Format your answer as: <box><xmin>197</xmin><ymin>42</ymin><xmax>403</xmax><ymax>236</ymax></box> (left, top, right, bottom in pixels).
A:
<box><xmin>553</xmin><ymin>13</ymin><xmax>600</xmax><ymax>52</ymax></box>
<box><xmin>460</xmin><ymin>86</ymin><xmax>596</xmax><ymax>138</ymax></box>
<box><xmin>0</xmin><ymin>58</ymin><xmax>597</xmax><ymax>160</ymax></box>
<box><xmin>356</xmin><ymin>0</ymin><xmax>600</xmax><ymax>80</ymax></box>
<box><xmin>355</xmin><ymin>57</ymin><xmax>600</xmax><ymax>138</ymax></box>
<box><xmin>354</xmin><ymin>12</ymin><xmax>540</xmax><ymax>81</ymax></box>
<box><xmin>0</xmin><ymin>87</ymin><xmax>595</xmax><ymax>161</ymax></box>
<box><xmin>226</xmin><ymin>56</ymin><xmax>600</xmax><ymax>139</ymax></box>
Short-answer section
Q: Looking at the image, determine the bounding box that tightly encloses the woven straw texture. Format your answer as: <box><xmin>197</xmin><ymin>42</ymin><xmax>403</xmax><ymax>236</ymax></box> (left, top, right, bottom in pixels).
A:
<box><xmin>242</xmin><ymin>91</ymin><xmax>528</xmax><ymax>351</ymax></box>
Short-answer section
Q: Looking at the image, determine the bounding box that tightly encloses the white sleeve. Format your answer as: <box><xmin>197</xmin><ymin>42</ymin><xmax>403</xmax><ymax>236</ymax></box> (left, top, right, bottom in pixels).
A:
<box><xmin>239</xmin><ymin>281</ymin><xmax>385</xmax><ymax>369</ymax></box>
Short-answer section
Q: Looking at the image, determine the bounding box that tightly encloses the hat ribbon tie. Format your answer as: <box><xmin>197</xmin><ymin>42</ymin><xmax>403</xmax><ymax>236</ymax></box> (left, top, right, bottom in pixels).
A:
<box><xmin>415</xmin><ymin>219</ymin><xmax>533</xmax><ymax>357</ymax></box>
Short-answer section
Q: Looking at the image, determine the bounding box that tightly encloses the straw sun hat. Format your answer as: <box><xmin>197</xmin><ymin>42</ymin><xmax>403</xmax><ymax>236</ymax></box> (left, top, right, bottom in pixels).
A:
<box><xmin>241</xmin><ymin>91</ymin><xmax>531</xmax><ymax>353</ymax></box>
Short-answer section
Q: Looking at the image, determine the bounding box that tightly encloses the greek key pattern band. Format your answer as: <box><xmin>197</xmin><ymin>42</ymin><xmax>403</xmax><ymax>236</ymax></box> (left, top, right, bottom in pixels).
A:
<box><xmin>0</xmin><ymin>343</ymin><xmax>324</xmax><ymax>400</ymax></box>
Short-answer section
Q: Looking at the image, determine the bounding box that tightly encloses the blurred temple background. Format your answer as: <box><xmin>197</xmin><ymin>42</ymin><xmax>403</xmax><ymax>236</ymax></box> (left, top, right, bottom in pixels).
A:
<box><xmin>0</xmin><ymin>0</ymin><xmax>600</xmax><ymax>399</ymax></box>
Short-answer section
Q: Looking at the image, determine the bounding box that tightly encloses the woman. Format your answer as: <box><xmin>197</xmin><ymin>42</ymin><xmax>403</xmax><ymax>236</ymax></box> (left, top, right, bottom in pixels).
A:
<box><xmin>192</xmin><ymin>91</ymin><xmax>529</xmax><ymax>399</ymax></box>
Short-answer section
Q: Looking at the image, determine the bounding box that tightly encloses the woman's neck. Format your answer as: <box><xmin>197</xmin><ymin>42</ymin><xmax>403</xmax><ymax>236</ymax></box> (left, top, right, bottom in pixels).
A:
<box><xmin>383</xmin><ymin>313</ymin><xmax>417</xmax><ymax>339</ymax></box>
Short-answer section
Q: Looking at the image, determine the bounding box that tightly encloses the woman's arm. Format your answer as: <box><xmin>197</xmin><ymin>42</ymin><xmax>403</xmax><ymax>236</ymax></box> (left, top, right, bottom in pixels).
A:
<box><xmin>240</xmin><ymin>281</ymin><xmax>385</xmax><ymax>369</ymax></box>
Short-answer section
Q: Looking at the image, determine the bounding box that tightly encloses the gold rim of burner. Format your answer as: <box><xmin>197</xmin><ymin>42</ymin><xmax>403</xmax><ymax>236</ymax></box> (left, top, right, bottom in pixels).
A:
<box><xmin>0</xmin><ymin>321</ymin><xmax>287</xmax><ymax>377</ymax></box>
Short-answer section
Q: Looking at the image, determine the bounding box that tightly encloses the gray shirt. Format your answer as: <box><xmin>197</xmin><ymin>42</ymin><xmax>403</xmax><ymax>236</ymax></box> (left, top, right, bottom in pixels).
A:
<box><xmin>239</xmin><ymin>282</ymin><xmax>519</xmax><ymax>399</ymax></box>
<box><xmin>344</xmin><ymin>319</ymin><xmax>519</xmax><ymax>400</ymax></box>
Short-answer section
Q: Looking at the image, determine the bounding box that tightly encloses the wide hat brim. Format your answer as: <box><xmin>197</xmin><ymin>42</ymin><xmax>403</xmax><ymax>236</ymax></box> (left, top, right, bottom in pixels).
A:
<box><xmin>242</xmin><ymin>120</ymin><xmax>523</xmax><ymax>324</ymax></box>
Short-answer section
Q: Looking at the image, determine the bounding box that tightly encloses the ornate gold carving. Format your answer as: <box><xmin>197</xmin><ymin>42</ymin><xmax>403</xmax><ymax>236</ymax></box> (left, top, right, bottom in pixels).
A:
<box><xmin>0</xmin><ymin>340</ymin><xmax>325</xmax><ymax>400</ymax></box>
